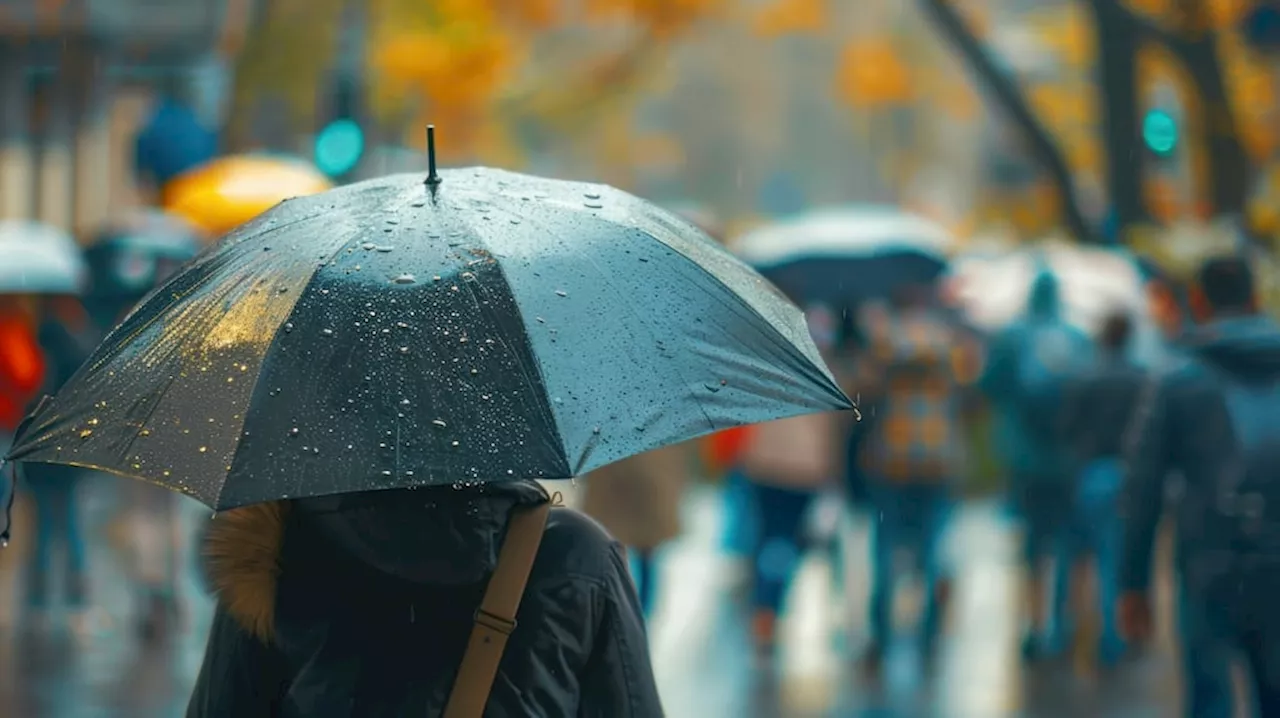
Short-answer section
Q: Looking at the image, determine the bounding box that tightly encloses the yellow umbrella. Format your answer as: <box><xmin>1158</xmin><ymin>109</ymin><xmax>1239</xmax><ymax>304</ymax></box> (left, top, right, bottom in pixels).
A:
<box><xmin>161</xmin><ymin>155</ymin><xmax>333</xmax><ymax>238</ymax></box>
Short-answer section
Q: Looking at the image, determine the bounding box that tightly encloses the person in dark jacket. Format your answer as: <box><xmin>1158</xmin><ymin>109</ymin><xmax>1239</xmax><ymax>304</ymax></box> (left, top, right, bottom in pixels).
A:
<box><xmin>23</xmin><ymin>295</ymin><xmax>99</xmax><ymax>621</ymax></box>
<box><xmin>1056</xmin><ymin>310</ymin><xmax>1146</xmax><ymax>665</ymax></box>
<box><xmin>1119</xmin><ymin>255</ymin><xmax>1280</xmax><ymax>717</ymax></box>
<box><xmin>187</xmin><ymin>480</ymin><xmax>662</xmax><ymax>717</ymax></box>
<box><xmin>978</xmin><ymin>270</ymin><xmax>1093</xmax><ymax>657</ymax></box>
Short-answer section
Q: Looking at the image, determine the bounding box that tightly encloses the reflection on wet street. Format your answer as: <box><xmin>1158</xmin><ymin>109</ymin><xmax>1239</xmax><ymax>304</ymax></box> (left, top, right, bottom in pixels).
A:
<box><xmin>0</xmin><ymin>481</ymin><xmax>1180</xmax><ymax>718</ymax></box>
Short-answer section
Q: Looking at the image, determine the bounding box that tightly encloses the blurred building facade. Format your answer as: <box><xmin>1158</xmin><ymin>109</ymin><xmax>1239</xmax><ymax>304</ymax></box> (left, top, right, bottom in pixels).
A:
<box><xmin>0</xmin><ymin>0</ymin><xmax>253</xmax><ymax>238</ymax></box>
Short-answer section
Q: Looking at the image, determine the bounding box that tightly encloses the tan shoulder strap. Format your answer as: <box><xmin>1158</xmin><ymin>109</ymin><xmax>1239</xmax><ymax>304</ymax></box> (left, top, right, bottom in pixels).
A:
<box><xmin>443</xmin><ymin>502</ymin><xmax>551</xmax><ymax>718</ymax></box>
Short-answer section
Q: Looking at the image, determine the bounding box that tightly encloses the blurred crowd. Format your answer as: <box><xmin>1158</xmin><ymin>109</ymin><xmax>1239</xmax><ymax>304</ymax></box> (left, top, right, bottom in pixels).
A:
<box><xmin>2</xmin><ymin>94</ymin><xmax>1279</xmax><ymax>718</ymax></box>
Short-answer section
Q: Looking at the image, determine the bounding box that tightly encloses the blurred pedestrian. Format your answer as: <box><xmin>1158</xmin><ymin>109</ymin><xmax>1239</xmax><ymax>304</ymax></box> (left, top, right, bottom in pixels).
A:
<box><xmin>1120</xmin><ymin>255</ymin><xmax>1280</xmax><ymax>717</ymax></box>
<box><xmin>580</xmin><ymin>442</ymin><xmax>691</xmax><ymax>617</ymax></box>
<box><xmin>188</xmin><ymin>482</ymin><xmax>662</xmax><ymax>716</ymax></box>
<box><xmin>979</xmin><ymin>269</ymin><xmax>1093</xmax><ymax>658</ymax></box>
<box><xmin>22</xmin><ymin>294</ymin><xmax>98</xmax><ymax>624</ymax></box>
<box><xmin>736</xmin><ymin>410</ymin><xmax>839</xmax><ymax>653</ymax></box>
<box><xmin>855</xmin><ymin>284</ymin><xmax>964</xmax><ymax>667</ymax></box>
<box><xmin>1057</xmin><ymin>309</ymin><xmax>1146</xmax><ymax>665</ymax></box>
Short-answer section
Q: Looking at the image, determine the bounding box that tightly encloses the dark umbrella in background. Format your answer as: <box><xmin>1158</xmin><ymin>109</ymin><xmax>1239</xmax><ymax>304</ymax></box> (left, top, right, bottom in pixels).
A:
<box><xmin>84</xmin><ymin>210</ymin><xmax>204</xmax><ymax>321</ymax></box>
<box><xmin>7</xmin><ymin>130</ymin><xmax>851</xmax><ymax>511</ymax></box>
<box><xmin>733</xmin><ymin>205</ymin><xmax>954</xmax><ymax>308</ymax></box>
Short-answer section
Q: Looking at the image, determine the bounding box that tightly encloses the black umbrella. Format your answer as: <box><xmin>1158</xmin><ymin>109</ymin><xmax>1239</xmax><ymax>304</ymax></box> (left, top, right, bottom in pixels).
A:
<box><xmin>6</xmin><ymin>136</ymin><xmax>850</xmax><ymax>510</ymax></box>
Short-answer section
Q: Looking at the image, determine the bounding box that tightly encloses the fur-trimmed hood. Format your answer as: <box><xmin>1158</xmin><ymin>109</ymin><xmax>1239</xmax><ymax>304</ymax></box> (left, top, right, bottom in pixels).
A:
<box><xmin>202</xmin><ymin>481</ymin><xmax>551</xmax><ymax>643</ymax></box>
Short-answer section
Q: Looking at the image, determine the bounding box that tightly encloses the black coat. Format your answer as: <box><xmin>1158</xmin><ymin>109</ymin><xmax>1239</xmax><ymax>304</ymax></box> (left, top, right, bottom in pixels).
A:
<box><xmin>187</xmin><ymin>481</ymin><xmax>663</xmax><ymax>717</ymax></box>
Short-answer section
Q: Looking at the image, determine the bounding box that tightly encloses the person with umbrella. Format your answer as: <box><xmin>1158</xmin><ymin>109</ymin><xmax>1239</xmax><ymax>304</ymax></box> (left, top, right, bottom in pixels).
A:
<box><xmin>5</xmin><ymin>135</ymin><xmax>852</xmax><ymax>715</ymax></box>
<box><xmin>0</xmin><ymin>222</ymin><xmax>96</xmax><ymax>628</ymax></box>
<box><xmin>853</xmin><ymin>282</ymin><xmax>965</xmax><ymax>668</ymax></box>
<box><xmin>83</xmin><ymin>211</ymin><xmax>203</xmax><ymax>640</ymax></box>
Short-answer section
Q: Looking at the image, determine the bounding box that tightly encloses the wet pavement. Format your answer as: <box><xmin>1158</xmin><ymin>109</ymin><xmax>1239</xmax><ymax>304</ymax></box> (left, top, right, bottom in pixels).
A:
<box><xmin>0</xmin><ymin>479</ymin><xmax>1183</xmax><ymax>717</ymax></box>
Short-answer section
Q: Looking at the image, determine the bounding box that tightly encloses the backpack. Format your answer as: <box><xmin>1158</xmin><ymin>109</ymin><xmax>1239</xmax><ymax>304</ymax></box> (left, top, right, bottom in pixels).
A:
<box><xmin>1015</xmin><ymin>323</ymin><xmax>1080</xmax><ymax>438</ymax></box>
<box><xmin>1210</xmin><ymin>378</ymin><xmax>1280</xmax><ymax>561</ymax></box>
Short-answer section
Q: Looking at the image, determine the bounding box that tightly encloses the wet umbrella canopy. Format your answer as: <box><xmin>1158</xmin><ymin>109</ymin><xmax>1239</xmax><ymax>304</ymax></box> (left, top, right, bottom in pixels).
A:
<box><xmin>7</xmin><ymin>161</ymin><xmax>851</xmax><ymax>510</ymax></box>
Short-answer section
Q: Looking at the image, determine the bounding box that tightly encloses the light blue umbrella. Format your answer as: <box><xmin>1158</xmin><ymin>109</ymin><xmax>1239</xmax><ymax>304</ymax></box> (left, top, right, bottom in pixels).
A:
<box><xmin>0</xmin><ymin>221</ymin><xmax>88</xmax><ymax>295</ymax></box>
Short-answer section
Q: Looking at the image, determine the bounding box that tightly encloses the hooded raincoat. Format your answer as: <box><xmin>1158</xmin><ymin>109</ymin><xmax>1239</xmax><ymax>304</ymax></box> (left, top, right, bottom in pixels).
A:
<box><xmin>187</xmin><ymin>480</ymin><xmax>662</xmax><ymax>717</ymax></box>
<box><xmin>979</xmin><ymin>271</ymin><xmax>1092</xmax><ymax>480</ymax></box>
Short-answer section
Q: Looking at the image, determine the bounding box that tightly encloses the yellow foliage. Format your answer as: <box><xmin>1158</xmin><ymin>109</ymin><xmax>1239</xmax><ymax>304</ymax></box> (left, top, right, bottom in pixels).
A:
<box><xmin>835</xmin><ymin>39</ymin><xmax>914</xmax><ymax>108</ymax></box>
<box><xmin>584</xmin><ymin>0</ymin><xmax>726</xmax><ymax>38</ymax></box>
<box><xmin>752</xmin><ymin>0</ymin><xmax>826</xmax><ymax>38</ymax></box>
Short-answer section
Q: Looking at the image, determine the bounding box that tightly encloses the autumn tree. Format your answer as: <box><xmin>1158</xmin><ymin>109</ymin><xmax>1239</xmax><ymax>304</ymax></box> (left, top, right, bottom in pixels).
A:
<box><xmin>918</xmin><ymin>0</ymin><xmax>1270</xmax><ymax>244</ymax></box>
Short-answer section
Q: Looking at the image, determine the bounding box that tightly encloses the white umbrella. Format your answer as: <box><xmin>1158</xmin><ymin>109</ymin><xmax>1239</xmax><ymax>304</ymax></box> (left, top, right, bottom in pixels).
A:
<box><xmin>732</xmin><ymin>205</ymin><xmax>955</xmax><ymax>268</ymax></box>
<box><xmin>0</xmin><ymin>221</ymin><xmax>88</xmax><ymax>295</ymax></box>
<box><xmin>945</xmin><ymin>242</ymin><xmax>1152</xmax><ymax>336</ymax></box>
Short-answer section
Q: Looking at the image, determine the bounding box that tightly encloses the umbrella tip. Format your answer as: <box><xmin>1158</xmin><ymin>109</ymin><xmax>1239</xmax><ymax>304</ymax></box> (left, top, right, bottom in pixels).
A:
<box><xmin>425</xmin><ymin>125</ymin><xmax>442</xmax><ymax>188</ymax></box>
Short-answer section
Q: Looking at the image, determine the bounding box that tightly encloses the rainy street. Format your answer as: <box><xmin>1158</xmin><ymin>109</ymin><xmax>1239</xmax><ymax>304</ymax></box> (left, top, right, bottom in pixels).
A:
<box><xmin>0</xmin><ymin>480</ymin><xmax>1183</xmax><ymax>718</ymax></box>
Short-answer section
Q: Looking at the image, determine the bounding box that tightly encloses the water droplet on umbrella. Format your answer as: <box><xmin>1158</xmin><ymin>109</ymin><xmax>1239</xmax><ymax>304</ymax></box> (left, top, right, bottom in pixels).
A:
<box><xmin>400</xmin><ymin>398</ymin><xmax>411</xmax><ymax>406</ymax></box>
<box><xmin>411</xmin><ymin>201</ymin><xmax>425</xmax><ymax>208</ymax></box>
<box><xmin>362</xmin><ymin>242</ymin><xmax>376</xmax><ymax>250</ymax></box>
<box><xmin>461</xmin><ymin>272</ymin><xmax>475</xmax><ymax>280</ymax></box>
<box><xmin>470</xmin><ymin>368</ymin><xmax>478</xmax><ymax>375</ymax></box>
<box><xmin>584</xmin><ymin>202</ymin><xmax>603</xmax><ymax>209</ymax></box>
<box><xmin>433</xmin><ymin>275</ymin><xmax>442</xmax><ymax>282</ymax></box>
<box><xmin>592</xmin><ymin>426</ymin><xmax>601</xmax><ymax>434</ymax></box>
<box><xmin>510</xmin><ymin>218</ymin><xmax>521</xmax><ymax>225</ymax></box>
<box><xmin>451</xmin><ymin>440</ymin><xmax>460</xmax><ymax>447</ymax></box>
<box><xmin>284</xmin><ymin>323</ymin><xmax>294</xmax><ymax>333</ymax></box>
<box><xmin>139</xmin><ymin>429</ymin><xmax>151</xmax><ymax>437</ymax></box>
<box><xmin>392</xmin><ymin>274</ymin><xmax>416</xmax><ymax>285</ymax></box>
<box><xmin>263</xmin><ymin>246</ymin><xmax>271</xmax><ymax>251</ymax></box>
<box><xmin>79</xmin><ymin>429</ymin><xmax>92</xmax><ymax>439</ymax></box>
<box><xmin>278</xmin><ymin>287</ymin><xmax>289</xmax><ymax>293</ymax></box>
<box><xmin>705</xmin><ymin>383</ymin><xmax>721</xmax><ymax>393</ymax></box>
<box><xmin>198</xmin><ymin>446</ymin><xmax>208</xmax><ymax>453</ymax></box>
<box><xmin>87</xmin><ymin>418</ymin><xmax>99</xmax><ymax>426</ymax></box>
<box><xmin>555</xmin><ymin>290</ymin><xmax>567</xmax><ymax>297</ymax></box>
<box><xmin>432</xmin><ymin>419</ymin><xmax>447</xmax><ymax>428</ymax></box>
<box><xmin>584</xmin><ymin>192</ymin><xmax>601</xmax><ymax>199</ymax></box>
<box><xmin>382</xmin><ymin>470</ymin><xmax>393</xmax><ymax>477</ymax></box>
<box><xmin>399</xmin><ymin>346</ymin><xmax>411</xmax><ymax>354</ymax></box>
<box><xmin>376</xmin><ymin>246</ymin><xmax>394</xmax><ymax>252</ymax></box>
<box><xmin>289</xmin><ymin>427</ymin><xmax>300</xmax><ymax>437</ymax></box>
<box><xmin>321</xmin><ymin>328</ymin><xmax>334</xmax><ymax>336</ymax></box>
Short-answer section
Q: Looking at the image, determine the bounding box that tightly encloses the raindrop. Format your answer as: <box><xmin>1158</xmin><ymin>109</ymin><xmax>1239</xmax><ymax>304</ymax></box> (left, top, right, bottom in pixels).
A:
<box><xmin>555</xmin><ymin>290</ymin><xmax>567</xmax><ymax>297</ymax></box>
<box><xmin>199</xmin><ymin>446</ymin><xmax>208</xmax><ymax>453</ymax></box>
<box><xmin>510</xmin><ymin>218</ymin><xmax>521</xmax><ymax>225</ymax></box>
<box><xmin>321</xmin><ymin>328</ymin><xmax>334</xmax><ymax>336</ymax></box>
<box><xmin>387</xmin><ymin>218</ymin><xmax>400</xmax><ymax>225</ymax></box>
<box><xmin>584</xmin><ymin>192</ymin><xmax>601</xmax><ymax>200</ymax></box>
<box><xmin>411</xmin><ymin>201</ymin><xmax>425</xmax><ymax>208</ymax></box>
<box><xmin>399</xmin><ymin>346</ymin><xmax>411</xmax><ymax>355</ymax></box>
<box><xmin>592</xmin><ymin>426</ymin><xmax>601</xmax><ymax>434</ymax></box>
<box><xmin>433</xmin><ymin>275</ymin><xmax>442</xmax><ymax>282</ymax></box>
<box><xmin>460</xmin><ymin>272</ymin><xmax>475</xmax><ymax>280</ymax></box>
<box><xmin>284</xmin><ymin>323</ymin><xmax>294</xmax><ymax>333</ymax></box>
<box><xmin>396</xmin><ymin>321</ymin><xmax>410</xmax><ymax>329</ymax></box>
<box><xmin>400</xmin><ymin>398</ymin><xmax>411</xmax><ymax>406</ymax></box>
<box><xmin>278</xmin><ymin>287</ymin><xmax>289</xmax><ymax>294</ymax></box>
<box><xmin>584</xmin><ymin>202</ymin><xmax>603</xmax><ymax>209</ymax></box>
<box><xmin>507</xmin><ymin>469</ymin><xmax>515</xmax><ymax>476</ymax></box>
<box><xmin>451</xmin><ymin>440</ymin><xmax>460</xmax><ymax>447</ymax></box>
<box><xmin>362</xmin><ymin>242</ymin><xmax>376</xmax><ymax>250</ymax></box>
<box><xmin>382</xmin><ymin>470</ymin><xmax>393</xmax><ymax>477</ymax></box>
<box><xmin>289</xmin><ymin>427</ymin><xmax>300</xmax><ymax>437</ymax></box>
<box><xmin>139</xmin><ymin>429</ymin><xmax>151</xmax><ymax>437</ymax></box>
<box><xmin>375</xmin><ymin>246</ymin><xmax>394</xmax><ymax>252</ymax></box>
<box><xmin>263</xmin><ymin>246</ymin><xmax>271</xmax><ymax>251</ymax></box>
<box><xmin>392</xmin><ymin>273</ymin><xmax>417</xmax><ymax>285</ymax></box>
<box><xmin>470</xmin><ymin>368</ymin><xmax>478</xmax><ymax>375</ymax></box>
<box><xmin>87</xmin><ymin>418</ymin><xmax>99</xmax><ymax>426</ymax></box>
<box><xmin>432</xmin><ymin>419</ymin><xmax>447</xmax><ymax>428</ymax></box>
<box><xmin>704</xmin><ymin>383</ymin><xmax>722</xmax><ymax>393</ymax></box>
<box><xmin>79</xmin><ymin>429</ymin><xmax>93</xmax><ymax>439</ymax></box>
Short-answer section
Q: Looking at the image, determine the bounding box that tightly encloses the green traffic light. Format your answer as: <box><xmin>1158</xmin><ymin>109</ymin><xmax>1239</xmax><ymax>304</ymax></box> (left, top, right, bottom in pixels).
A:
<box><xmin>1143</xmin><ymin>109</ymin><xmax>1178</xmax><ymax>156</ymax></box>
<box><xmin>315</xmin><ymin>119</ymin><xmax>365</xmax><ymax>177</ymax></box>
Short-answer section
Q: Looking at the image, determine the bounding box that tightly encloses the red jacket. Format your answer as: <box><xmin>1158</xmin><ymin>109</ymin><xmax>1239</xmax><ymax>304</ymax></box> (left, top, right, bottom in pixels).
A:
<box><xmin>0</xmin><ymin>315</ymin><xmax>46</xmax><ymax>432</ymax></box>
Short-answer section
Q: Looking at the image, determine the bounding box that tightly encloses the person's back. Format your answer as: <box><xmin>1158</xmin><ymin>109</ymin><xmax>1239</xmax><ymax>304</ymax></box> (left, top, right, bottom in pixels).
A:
<box><xmin>188</xmin><ymin>480</ymin><xmax>661</xmax><ymax>717</ymax></box>
<box><xmin>1121</xmin><ymin>255</ymin><xmax>1280</xmax><ymax>716</ymax></box>
<box><xmin>1063</xmin><ymin>312</ymin><xmax>1147</xmax><ymax>466</ymax></box>
<box><xmin>981</xmin><ymin>270</ymin><xmax>1092</xmax><ymax>481</ymax></box>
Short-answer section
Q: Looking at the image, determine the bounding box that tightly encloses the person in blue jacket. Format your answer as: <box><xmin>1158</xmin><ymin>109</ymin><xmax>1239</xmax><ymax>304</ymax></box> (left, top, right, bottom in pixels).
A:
<box><xmin>979</xmin><ymin>269</ymin><xmax>1093</xmax><ymax>658</ymax></box>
